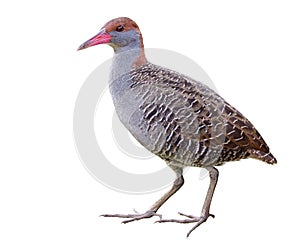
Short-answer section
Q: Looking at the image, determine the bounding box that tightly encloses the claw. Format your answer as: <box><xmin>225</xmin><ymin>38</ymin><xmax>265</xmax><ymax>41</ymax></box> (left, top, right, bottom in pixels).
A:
<box><xmin>133</xmin><ymin>208</ymin><xmax>139</xmax><ymax>214</ymax></box>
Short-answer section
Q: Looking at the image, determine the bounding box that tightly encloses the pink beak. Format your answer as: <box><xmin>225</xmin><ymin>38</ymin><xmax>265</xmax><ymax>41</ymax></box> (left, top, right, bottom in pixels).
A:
<box><xmin>78</xmin><ymin>28</ymin><xmax>111</xmax><ymax>51</ymax></box>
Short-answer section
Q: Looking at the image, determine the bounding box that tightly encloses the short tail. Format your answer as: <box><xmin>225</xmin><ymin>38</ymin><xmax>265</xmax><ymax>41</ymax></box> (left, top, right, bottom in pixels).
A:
<box><xmin>248</xmin><ymin>149</ymin><xmax>277</xmax><ymax>164</ymax></box>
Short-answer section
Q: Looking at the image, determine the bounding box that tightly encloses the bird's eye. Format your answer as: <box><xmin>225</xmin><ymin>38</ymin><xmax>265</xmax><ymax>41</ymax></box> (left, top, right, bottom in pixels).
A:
<box><xmin>116</xmin><ymin>25</ymin><xmax>124</xmax><ymax>32</ymax></box>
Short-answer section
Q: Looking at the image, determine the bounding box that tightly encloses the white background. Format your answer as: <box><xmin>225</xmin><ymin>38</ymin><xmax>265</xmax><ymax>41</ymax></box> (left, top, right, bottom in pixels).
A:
<box><xmin>1</xmin><ymin>0</ymin><xmax>299</xmax><ymax>239</ymax></box>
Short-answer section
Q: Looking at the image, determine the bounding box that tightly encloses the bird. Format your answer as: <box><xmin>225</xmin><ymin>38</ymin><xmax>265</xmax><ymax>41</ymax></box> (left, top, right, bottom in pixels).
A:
<box><xmin>78</xmin><ymin>17</ymin><xmax>277</xmax><ymax>237</ymax></box>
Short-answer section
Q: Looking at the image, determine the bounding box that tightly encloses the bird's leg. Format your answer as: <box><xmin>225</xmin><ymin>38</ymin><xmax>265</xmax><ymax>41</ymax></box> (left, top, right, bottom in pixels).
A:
<box><xmin>156</xmin><ymin>167</ymin><xmax>219</xmax><ymax>238</ymax></box>
<box><xmin>100</xmin><ymin>167</ymin><xmax>184</xmax><ymax>224</ymax></box>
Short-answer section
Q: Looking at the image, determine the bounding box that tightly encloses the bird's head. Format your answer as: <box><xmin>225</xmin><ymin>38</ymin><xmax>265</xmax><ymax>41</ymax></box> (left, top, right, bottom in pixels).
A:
<box><xmin>78</xmin><ymin>17</ymin><xmax>144</xmax><ymax>53</ymax></box>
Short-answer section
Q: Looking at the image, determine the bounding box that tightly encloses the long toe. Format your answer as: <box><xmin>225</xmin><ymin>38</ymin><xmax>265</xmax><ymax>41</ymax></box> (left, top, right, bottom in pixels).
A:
<box><xmin>100</xmin><ymin>210</ymin><xmax>161</xmax><ymax>224</ymax></box>
<box><xmin>156</xmin><ymin>218</ymin><xmax>198</xmax><ymax>224</ymax></box>
<box><xmin>155</xmin><ymin>212</ymin><xmax>200</xmax><ymax>224</ymax></box>
<box><xmin>155</xmin><ymin>212</ymin><xmax>214</xmax><ymax>237</ymax></box>
<box><xmin>186</xmin><ymin>213</ymin><xmax>215</xmax><ymax>237</ymax></box>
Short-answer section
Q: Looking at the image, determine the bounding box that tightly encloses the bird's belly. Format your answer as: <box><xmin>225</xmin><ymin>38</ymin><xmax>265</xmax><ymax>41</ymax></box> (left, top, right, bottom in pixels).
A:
<box><xmin>125</xmin><ymin>115</ymin><xmax>224</xmax><ymax>167</ymax></box>
<box><xmin>110</xmin><ymin>83</ymin><xmax>221</xmax><ymax>167</ymax></box>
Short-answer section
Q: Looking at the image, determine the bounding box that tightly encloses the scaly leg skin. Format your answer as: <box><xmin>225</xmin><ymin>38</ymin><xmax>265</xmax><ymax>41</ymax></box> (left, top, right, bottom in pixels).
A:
<box><xmin>100</xmin><ymin>167</ymin><xmax>184</xmax><ymax>224</ymax></box>
<box><xmin>156</xmin><ymin>167</ymin><xmax>219</xmax><ymax>238</ymax></box>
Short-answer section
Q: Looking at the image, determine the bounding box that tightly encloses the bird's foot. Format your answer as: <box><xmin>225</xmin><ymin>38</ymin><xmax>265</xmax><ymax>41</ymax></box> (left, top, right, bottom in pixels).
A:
<box><xmin>156</xmin><ymin>212</ymin><xmax>214</xmax><ymax>237</ymax></box>
<box><xmin>100</xmin><ymin>209</ymin><xmax>162</xmax><ymax>224</ymax></box>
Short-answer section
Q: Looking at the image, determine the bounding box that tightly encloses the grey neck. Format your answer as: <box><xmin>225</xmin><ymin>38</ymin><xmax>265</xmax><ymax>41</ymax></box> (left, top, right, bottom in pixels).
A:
<box><xmin>110</xmin><ymin>47</ymin><xmax>144</xmax><ymax>82</ymax></box>
<box><xmin>113</xmin><ymin>42</ymin><xmax>141</xmax><ymax>54</ymax></box>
